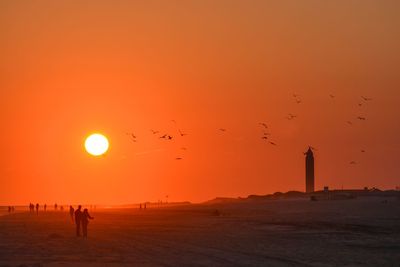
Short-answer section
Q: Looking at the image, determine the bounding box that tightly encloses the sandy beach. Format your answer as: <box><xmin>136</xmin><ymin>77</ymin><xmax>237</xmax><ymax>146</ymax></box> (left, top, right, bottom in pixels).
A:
<box><xmin>0</xmin><ymin>198</ymin><xmax>399</xmax><ymax>267</ymax></box>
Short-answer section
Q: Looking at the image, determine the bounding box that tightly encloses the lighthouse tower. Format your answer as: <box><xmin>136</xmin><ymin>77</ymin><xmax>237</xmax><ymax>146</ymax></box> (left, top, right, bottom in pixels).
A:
<box><xmin>305</xmin><ymin>147</ymin><xmax>315</xmax><ymax>193</ymax></box>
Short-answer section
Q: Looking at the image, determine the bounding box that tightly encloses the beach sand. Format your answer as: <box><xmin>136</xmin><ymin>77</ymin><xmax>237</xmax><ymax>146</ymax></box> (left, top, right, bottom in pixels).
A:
<box><xmin>0</xmin><ymin>197</ymin><xmax>399</xmax><ymax>266</ymax></box>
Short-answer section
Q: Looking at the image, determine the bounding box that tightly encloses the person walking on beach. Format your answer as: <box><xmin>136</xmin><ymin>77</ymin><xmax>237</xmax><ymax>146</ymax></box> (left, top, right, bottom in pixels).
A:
<box><xmin>74</xmin><ymin>205</ymin><xmax>82</xmax><ymax>236</ymax></box>
<box><xmin>81</xmin><ymin>208</ymin><xmax>94</xmax><ymax>238</ymax></box>
<box><xmin>35</xmin><ymin>203</ymin><xmax>39</xmax><ymax>215</ymax></box>
<box><xmin>69</xmin><ymin>206</ymin><xmax>74</xmax><ymax>222</ymax></box>
<box><xmin>44</xmin><ymin>204</ymin><xmax>47</xmax><ymax>212</ymax></box>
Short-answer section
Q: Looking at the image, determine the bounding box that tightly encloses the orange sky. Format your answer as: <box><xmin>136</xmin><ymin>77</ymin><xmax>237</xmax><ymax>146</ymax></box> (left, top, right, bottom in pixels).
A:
<box><xmin>1</xmin><ymin>1</ymin><xmax>399</xmax><ymax>205</ymax></box>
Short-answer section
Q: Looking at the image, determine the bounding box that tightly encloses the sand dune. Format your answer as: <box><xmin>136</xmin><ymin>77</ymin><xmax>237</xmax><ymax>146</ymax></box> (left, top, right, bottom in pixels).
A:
<box><xmin>0</xmin><ymin>197</ymin><xmax>399</xmax><ymax>266</ymax></box>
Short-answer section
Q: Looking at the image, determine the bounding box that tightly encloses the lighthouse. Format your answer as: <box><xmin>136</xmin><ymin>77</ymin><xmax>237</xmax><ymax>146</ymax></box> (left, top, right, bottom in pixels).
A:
<box><xmin>305</xmin><ymin>147</ymin><xmax>315</xmax><ymax>193</ymax></box>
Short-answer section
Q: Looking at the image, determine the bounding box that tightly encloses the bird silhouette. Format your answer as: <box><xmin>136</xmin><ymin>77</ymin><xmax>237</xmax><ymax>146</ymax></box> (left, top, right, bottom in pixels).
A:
<box><xmin>175</xmin><ymin>157</ymin><xmax>183</xmax><ymax>160</ymax></box>
<box><xmin>349</xmin><ymin>161</ymin><xmax>357</xmax><ymax>165</ymax></box>
<box><xmin>261</xmin><ymin>136</ymin><xmax>268</xmax><ymax>140</ymax></box>
<box><xmin>126</xmin><ymin>133</ymin><xmax>137</xmax><ymax>142</ymax></box>
<box><xmin>219</xmin><ymin>128</ymin><xmax>227</xmax><ymax>132</ymax></box>
<box><xmin>358</xmin><ymin>103</ymin><xmax>363</xmax><ymax>107</ymax></box>
<box><xmin>178</xmin><ymin>129</ymin><xmax>188</xmax><ymax>136</ymax></box>
<box><xmin>286</xmin><ymin>114</ymin><xmax>297</xmax><ymax>120</ymax></box>
<box><xmin>292</xmin><ymin>94</ymin><xmax>302</xmax><ymax>104</ymax></box>
<box><xmin>150</xmin><ymin>129</ymin><xmax>159</xmax><ymax>134</ymax></box>
<box><xmin>346</xmin><ymin>121</ymin><xmax>353</xmax><ymax>125</ymax></box>
<box><xmin>269</xmin><ymin>141</ymin><xmax>277</xmax><ymax>146</ymax></box>
<box><xmin>329</xmin><ymin>94</ymin><xmax>335</xmax><ymax>98</ymax></box>
<box><xmin>361</xmin><ymin>150</ymin><xmax>366</xmax><ymax>153</ymax></box>
<box><xmin>259</xmin><ymin>123</ymin><xmax>268</xmax><ymax>129</ymax></box>
<box><xmin>181</xmin><ymin>147</ymin><xmax>187</xmax><ymax>150</ymax></box>
<box><xmin>361</xmin><ymin>96</ymin><xmax>373</xmax><ymax>101</ymax></box>
<box><xmin>357</xmin><ymin>116</ymin><xmax>366</xmax><ymax>121</ymax></box>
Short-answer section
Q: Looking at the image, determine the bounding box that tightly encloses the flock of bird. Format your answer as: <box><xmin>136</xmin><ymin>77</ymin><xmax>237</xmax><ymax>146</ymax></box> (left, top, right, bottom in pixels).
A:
<box><xmin>125</xmin><ymin>93</ymin><xmax>373</xmax><ymax>164</ymax></box>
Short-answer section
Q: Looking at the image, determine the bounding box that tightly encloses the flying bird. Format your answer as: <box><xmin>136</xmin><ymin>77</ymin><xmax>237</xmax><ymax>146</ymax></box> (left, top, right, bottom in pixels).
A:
<box><xmin>329</xmin><ymin>94</ymin><xmax>335</xmax><ymax>98</ymax></box>
<box><xmin>361</xmin><ymin>96</ymin><xmax>373</xmax><ymax>101</ymax></box>
<box><xmin>178</xmin><ymin>129</ymin><xmax>188</xmax><ymax>136</ymax></box>
<box><xmin>286</xmin><ymin>114</ymin><xmax>297</xmax><ymax>120</ymax></box>
<box><xmin>219</xmin><ymin>128</ymin><xmax>227</xmax><ymax>132</ymax></box>
<box><xmin>358</xmin><ymin>103</ymin><xmax>363</xmax><ymax>107</ymax></box>
<box><xmin>126</xmin><ymin>133</ymin><xmax>137</xmax><ymax>142</ymax></box>
<box><xmin>175</xmin><ymin>157</ymin><xmax>183</xmax><ymax>160</ymax></box>
<box><xmin>292</xmin><ymin>93</ymin><xmax>302</xmax><ymax>104</ymax></box>
<box><xmin>350</xmin><ymin>161</ymin><xmax>357</xmax><ymax>165</ymax></box>
<box><xmin>361</xmin><ymin>150</ymin><xmax>366</xmax><ymax>153</ymax></box>
<box><xmin>357</xmin><ymin>116</ymin><xmax>366</xmax><ymax>121</ymax></box>
<box><xmin>259</xmin><ymin>123</ymin><xmax>268</xmax><ymax>129</ymax></box>
<box><xmin>261</xmin><ymin>136</ymin><xmax>268</xmax><ymax>140</ymax></box>
<box><xmin>269</xmin><ymin>141</ymin><xmax>277</xmax><ymax>146</ymax></box>
<box><xmin>150</xmin><ymin>129</ymin><xmax>159</xmax><ymax>134</ymax></box>
<box><xmin>346</xmin><ymin>121</ymin><xmax>353</xmax><ymax>125</ymax></box>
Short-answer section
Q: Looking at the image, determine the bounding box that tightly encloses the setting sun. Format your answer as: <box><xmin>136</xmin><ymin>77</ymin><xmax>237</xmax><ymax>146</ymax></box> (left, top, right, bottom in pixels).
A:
<box><xmin>84</xmin><ymin>133</ymin><xmax>109</xmax><ymax>156</ymax></box>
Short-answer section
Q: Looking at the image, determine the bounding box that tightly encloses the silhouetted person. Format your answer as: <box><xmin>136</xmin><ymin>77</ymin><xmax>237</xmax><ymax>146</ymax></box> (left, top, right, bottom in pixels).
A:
<box><xmin>36</xmin><ymin>203</ymin><xmax>39</xmax><ymax>214</ymax></box>
<box><xmin>44</xmin><ymin>204</ymin><xmax>47</xmax><ymax>211</ymax></box>
<box><xmin>8</xmin><ymin>206</ymin><xmax>11</xmax><ymax>213</ymax></box>
<box><xmin>69</xmin><ymin>206</ymin><xmax>75</xmax><ymax>222</ymax></box>
<box><xmin>54</xmin><ymin>203</ymin><xmax>58</xmax><ymax>210</ymax></box>
<box><xmin>81</xmin><ymin>208</ymin><xmax>94</xmax><ymax>238</ymax></box>
<box><xmin>74</xmin><ymin>205</ymin><xmax>82</xmax><ymax>236</ymax></box>
<box><xmin>60</xmin><ymin>206</ymin><xmax>64</xmax><ymax>211</ymax></box>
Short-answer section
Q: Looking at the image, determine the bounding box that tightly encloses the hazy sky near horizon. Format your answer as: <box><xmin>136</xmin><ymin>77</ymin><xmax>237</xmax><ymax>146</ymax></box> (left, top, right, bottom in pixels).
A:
<box><xmin>1</xmin><ymin>0</ymin><xmax>399</xmax><ymax>205</ymax></box>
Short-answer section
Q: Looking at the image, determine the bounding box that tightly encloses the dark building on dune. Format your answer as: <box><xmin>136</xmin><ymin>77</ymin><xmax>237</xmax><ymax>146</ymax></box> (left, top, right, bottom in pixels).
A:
<box><xmin>305</xmin><ymin>147</ymin><xmax>315</xmax><ymax>193</ymax></box>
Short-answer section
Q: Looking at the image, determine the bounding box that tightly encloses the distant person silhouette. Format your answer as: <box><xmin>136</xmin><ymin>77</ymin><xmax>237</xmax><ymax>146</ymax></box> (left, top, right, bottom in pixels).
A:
<box><xmin>69</xmin><ymin>206</ymin><xmax>75</xmax><ymax>222</ymax></box>
<box><xmin>60</xmin><ymin>206</ymin><xmax>64</xmax><ymax>211</ymax></box>
<box><xmin>74</xmin><ymin>205</ymin><xmax>82</xmax><ymax>236</ymax></box>
<box><xmin>44</xmin><ymin>204</ymin><xmax>47</xmax><ymax>211</ymax></box>
<box><xmin>8</xmin><ymin>206</ymin><xmax>11</xmax><ymax>213</ymax></box>
<box><xmin>36</xmin><ymin>203</ymin><xmax>39</xmax><ymax>214</ymax></box>
<box><xmin>81</xmin><ymin>208</ymin><xmax>94</xmax><ymax>238</ymax></box>
<box><xmin>54</xmin><ymin>203</ymin><xmax>58</xmax><ymax>210</ymax></box>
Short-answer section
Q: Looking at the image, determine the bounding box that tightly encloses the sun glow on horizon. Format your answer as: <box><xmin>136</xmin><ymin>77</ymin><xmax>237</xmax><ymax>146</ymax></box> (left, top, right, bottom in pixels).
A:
<box><xmin>85</xmin><ymin>133</ymin><xmax>109</xmax><ymax>156</ymax></box>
